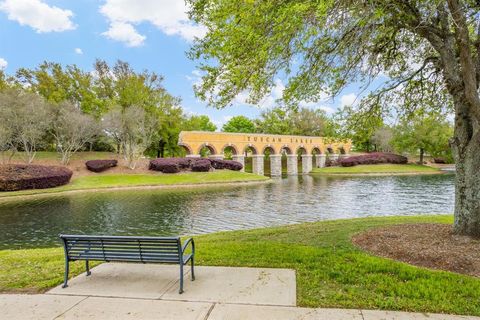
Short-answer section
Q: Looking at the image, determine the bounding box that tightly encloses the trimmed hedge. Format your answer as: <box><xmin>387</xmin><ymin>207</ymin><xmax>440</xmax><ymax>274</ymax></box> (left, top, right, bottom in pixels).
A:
<box><xmin>0</xmin><ymin>164</ymin><xmax>73</xmax><ymax>191</ymax></box>
<box><xmin>85</xmin><ymin>159</ymin><xmax>118</xmax><ymax>173</ymax></box>
<box><xmin>191</xmin><ymin>159</ymin><xmax>212</xmax><ymax>172</ymax></box>
<box><xmin>210</xmin><ymin>159</ymin><xmax>243</xmax><ymax>171</ymax></box>
<box><xmin>149</xmin><ymin>157</ymin><xmax>243</xmax><ymax>174</ymax></box>
<box><xmin>339</xmin><ymin>152</ymin><xmax>408</xmax><ymax>167</ymax></box>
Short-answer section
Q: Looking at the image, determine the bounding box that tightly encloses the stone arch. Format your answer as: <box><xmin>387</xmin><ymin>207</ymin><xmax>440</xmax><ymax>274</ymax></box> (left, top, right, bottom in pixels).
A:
<box><xmin>311</xmin><ymin>147</ymin><xmax>322</xmax><ymax>155</ymax></box>
<box><xmin>222</xmin><ymin>143</ymin><xmax>239</xmax><ymax>155</ymax></box>
<box><xmin>280</xmin><ymin>145</ymin><xmax>293</xmax><ymax>155</ymax></box>
<box><xmin>339</xmin><ymin>146</ymin><xmax>346</xmax><ymax>154</ymax></box>
<box><xmin>179</xmin><ymin>143</ymin><xmax>193</xmax><ymax>155</ymax></box>
<box><xmin>262</xmin><ymin>145</ymin><xmax>276</xmax><ymax>155</ymax></box>
<box><xmin>296</xmin><ymin>146</ymin><xmax>308</xmax><ymax>155</ymax></box>
<box><xmin>326</xmin><ymin>146</ymin><xmax>334</xmax><ymax>154</ymax></box>
<box><xmin>244</xmin><ymin>144</ymin><xmax>258</xmax><ymax>155</ymax></box>
<box><xmin>198</xmin><ymin>143</ymin><xmax>217</xmax><ymax>155</ymax></box>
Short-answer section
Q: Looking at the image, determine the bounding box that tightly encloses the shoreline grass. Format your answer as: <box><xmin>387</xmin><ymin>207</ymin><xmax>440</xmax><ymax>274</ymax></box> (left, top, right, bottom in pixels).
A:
<box><xmin>311</xmin><ymin>164</ymin><xmax>442</xmax><ymax>175</ymax></box>
<box><xmin>1</xmin><ymin>215</ymin><xmax>479</xmax><ymax>316</ymax></box>
<box><xmin>0</xmin><ymin>171</ymin><xmax>269</xmax><ymax>199</ymax></box>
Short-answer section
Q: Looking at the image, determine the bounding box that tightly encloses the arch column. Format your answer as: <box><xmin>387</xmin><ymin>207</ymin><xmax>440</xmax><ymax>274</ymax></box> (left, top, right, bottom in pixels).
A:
<box><xmin>252</xmin><ymin>155</ymin><xmax>264</xmax><ymax>176</ymax></box>
<box><xmin>269</xmin><ymin>154</ymin><xmax>282</xmax><ymax>176</ymax></box>
<box><xmin>316</xmin><ymin>154</ymin><xmax>326</xmax><ymax>168</ymax></box>
<box><xmin>286</xmin><ymin>155</ymin><xmax>298</xmax><ymax>175</ymax></box>
<box><xmin>301</xmin><ymin>155</ymin><xmax>313</xmax><ymax>174</ymax></box>
<box><xmin>232</xmin><ymin>155</ymin><xmax>245</xmax><ymax>172</ymax></box>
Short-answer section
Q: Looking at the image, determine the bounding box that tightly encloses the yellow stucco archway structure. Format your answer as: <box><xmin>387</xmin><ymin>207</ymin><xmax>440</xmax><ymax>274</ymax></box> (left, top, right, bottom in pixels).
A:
<box><xmin>178</xmin><ymin>131</ymin><xmax>352</xmax><ymax>176</ymax></box>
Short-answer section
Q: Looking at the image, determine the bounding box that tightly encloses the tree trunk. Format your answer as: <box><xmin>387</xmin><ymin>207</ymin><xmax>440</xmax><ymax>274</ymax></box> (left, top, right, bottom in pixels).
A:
<box><xmin>157</xmin><ymin>140</ymin><xmax>165</xmax><ymax>158</ymax></box>
<box><xmin>451</xmin><ymin>100</ymin><xmax>480</xmax><ymax>236</ymax></box>
<box><xmin>419</xmin><ymin>148</ymin><xmax>424</xmax><ymax>164</ymax></box>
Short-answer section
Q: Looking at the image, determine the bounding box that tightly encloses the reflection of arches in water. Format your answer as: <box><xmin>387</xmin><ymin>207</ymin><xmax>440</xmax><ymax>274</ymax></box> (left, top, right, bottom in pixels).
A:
<box><xmin>198</xmin><ymin>144</ymin><xmax>217</xmax><ymax>157</ymax></box>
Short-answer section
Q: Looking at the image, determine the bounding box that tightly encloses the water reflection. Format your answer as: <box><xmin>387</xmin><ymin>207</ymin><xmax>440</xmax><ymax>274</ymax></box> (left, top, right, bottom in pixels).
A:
<box><xmin>0</xmin><ymin>174</ymin><xmax>454</xmax><ymax>249</ymax></box>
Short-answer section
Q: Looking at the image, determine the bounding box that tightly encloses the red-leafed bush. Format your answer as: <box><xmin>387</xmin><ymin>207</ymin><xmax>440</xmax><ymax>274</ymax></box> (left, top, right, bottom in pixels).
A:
<box><xmin>149</xmin><ymin>157</ymin><xmax>242</xmax><ymax>173</ymax></box>
<box><xmin>210</xmin><ymin>159</ymin><xmax>243</xmax><ymax>171</ymax></box>
<box><xmin>325</xmin><ymin>157</ymin><xmax>339</xmax><ymax>167</ymax></box>
<box><xmin>191</xmin><ymin>159</ymin><xmax>212</xmax><ymax>172</ymax></box>
<box><xmin>339</xmin><ymin>152</ymin><xmax>408</xmax><ymax>167</ymax></box>
<box><xmin>0</xmin><ymin>164</ymin><xmax>73</xmax><ymax>191</ymax></box>
<box><xmin>149</xmin><ymin>158</ymin><xmax>182</xmax><ymax>173</ymax></box>
<box><xmin>85</xmin><ymin>159</ymin><xmax>118</xmax><ymax>173</ymax></box>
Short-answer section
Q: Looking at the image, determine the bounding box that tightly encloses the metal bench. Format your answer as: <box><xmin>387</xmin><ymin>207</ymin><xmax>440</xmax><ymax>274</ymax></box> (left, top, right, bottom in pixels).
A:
<box><xmin>59</xmin><ymin>234</ymin><xmax>195</xmax><ymax>293</ymax></box>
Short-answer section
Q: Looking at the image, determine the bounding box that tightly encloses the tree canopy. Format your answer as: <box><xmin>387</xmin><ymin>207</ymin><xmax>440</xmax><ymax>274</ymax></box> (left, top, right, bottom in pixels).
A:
<box><xmin>222</xmin><ymin>115</ymin><xmax>256</xmax><ymax>133</ymax></box>
<box><xmin>187</xmin><ymin>0</ymin><xmax>480</xmax><ymax>235</ymax></box>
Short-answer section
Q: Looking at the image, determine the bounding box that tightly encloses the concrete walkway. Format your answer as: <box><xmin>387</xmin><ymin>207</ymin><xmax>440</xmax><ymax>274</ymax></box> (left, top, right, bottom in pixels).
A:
<box><xmin>1</xmin><ymin>263</ymin><xmax>478</xmax><ymax>319</ymax></box>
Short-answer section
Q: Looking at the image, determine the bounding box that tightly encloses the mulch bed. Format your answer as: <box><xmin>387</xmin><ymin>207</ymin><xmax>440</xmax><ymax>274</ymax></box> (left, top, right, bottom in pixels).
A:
<box><xmin>352</xmin><ymin>223</ymin><xmax>480</xmax><ymax>277</ymax></box>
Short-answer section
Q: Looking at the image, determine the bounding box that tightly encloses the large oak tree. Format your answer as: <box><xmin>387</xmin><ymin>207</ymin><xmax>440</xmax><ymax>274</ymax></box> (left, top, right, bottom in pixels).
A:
<box><xmin>187</xmin><ymin>0</ymin><xmax>480</xmax><ymax>236</ymax></box>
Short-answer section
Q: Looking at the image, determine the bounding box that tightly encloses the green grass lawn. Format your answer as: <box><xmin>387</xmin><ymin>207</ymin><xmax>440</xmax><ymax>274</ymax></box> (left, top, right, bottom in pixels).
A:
<box><xmin>0</xmin><ymin>171</ymin><xmax>269</xmax><ymax>199</ymax></box>
<box><xmin>1</xmin><ymin>215</ymin><xmax>479</xmax><ymax>315</ymax></box>
<box><xmin>311</xmin><ymin>164</ymin><xmax>441</xmax><ymax>175</ymax></box>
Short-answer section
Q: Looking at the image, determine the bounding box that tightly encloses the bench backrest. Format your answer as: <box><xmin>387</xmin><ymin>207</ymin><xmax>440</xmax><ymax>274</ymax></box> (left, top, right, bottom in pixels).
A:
<box><xmin>60</xmin><ymin>235</ymin><xmax>182</xmax><ymax>263</ymax></box>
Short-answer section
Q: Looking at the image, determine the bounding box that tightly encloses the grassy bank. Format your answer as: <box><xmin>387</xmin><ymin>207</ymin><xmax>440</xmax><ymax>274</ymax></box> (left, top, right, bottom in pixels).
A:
<box><xmin>311</xmin><ymin>164</ymin><xmax>441</xmax><ymax>175</ymax></box>
<box><xmin>1</xmin><ymin>215</ymin><xmax>479</xmax><ymax>316</ymax></box>
<box><xmin>0</xmin><ymin>171</ymin><xmax>269</xmax><ymax>199</ymax></box>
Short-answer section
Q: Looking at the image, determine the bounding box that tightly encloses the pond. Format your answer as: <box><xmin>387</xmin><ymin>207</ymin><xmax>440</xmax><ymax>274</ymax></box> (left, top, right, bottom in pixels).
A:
<box><xmin>0</xmin><ymin>174</ymin><xmax>454</xmax><ymax>249</ymax></box>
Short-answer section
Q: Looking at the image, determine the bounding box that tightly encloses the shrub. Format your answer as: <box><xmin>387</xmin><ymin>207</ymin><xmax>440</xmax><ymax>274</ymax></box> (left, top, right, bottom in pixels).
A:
<box><xmin>85</xmin><ymin>159</ymin><xmax>118</xmax><ymax>173</ymax></box>
<box><xmin>149</xmin><ymin>157</ymin><xmax>241</xmax><ymax>173</ymax></box>
<box><xmin>0</xmin><ymin>164</ymin><xmax>73</xmax><ymax>191</ymax></box>
<box><xmin>191</xmin><ymin>159</ymin><xmax>212</xmax><ymax>172</ymax></box>
<box><xmin>223</xmin><ymin>160</ymin><xmax>243</xmax><ymax>171</ymax></box>
<box><xmin>210</xmin><ymin>159</ymin><xmax>243</xmax><ymax>171</ymax></box>
<box><xmin>339</xmin><ymin>152</ymin><xmax>408</xmax><ymax>167</ymax></box>
<box><xmin>149</xmin><ymin>158</ymin><xmax>181</xmax><ymax>173</ymax></box>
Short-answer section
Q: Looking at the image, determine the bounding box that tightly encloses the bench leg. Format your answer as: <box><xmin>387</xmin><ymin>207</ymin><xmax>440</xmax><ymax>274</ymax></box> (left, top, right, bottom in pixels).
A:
<box><xmin>179</xmin><ymin>264</ymin><xmax>184</xmax><ymax>294</ymax></box>
<box><xmin>62</xmin><ymin>259</ymin><xmax>69</xmax><ymax>288</ymax></box>
<box><xmin>86</xmin><ymin>260</ymin><xmax>91</xmax><ymax>276</ymax></box>
<box><xmin>191</xmin><ymin>257</ymin><xmax>195</xmax><ymax>281</ymax></box>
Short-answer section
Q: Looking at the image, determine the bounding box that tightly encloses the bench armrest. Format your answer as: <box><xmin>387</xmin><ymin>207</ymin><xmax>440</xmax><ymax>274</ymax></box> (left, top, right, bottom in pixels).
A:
<box><xmin>182</xmin><ymin>238</ymin><xmax>195</xmax><ymax>257</ymax></box>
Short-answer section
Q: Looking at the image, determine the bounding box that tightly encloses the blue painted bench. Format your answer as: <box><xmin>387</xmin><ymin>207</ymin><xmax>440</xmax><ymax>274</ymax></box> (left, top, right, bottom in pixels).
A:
<box><xmin>60</xmin><ymin>234</ymin><xmax>195</xmax><ymax>293</ymax></box>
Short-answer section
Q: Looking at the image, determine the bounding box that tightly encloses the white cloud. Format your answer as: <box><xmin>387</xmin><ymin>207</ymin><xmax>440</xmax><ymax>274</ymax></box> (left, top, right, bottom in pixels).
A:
<box><xmin>0</xmin><ymin>57</ymin><xmax>7</xmax><ymax>69</ymax></box>
<box><xmin>100</xmin><ymin>0</ymin><xmax>206</xmax><ymax>46</ymax></box>
<box><xmin>74</xmin><ymin>48</ymin><xmax>83</xmax><ymax>55</ymax></box>
<box><xmin>340</xmin><ymin>93</ymin><xmax>357</xmax><ymax>107</ymax></box>
<box><xmin>101</xmin><ymin>21</ymin><xmax>146</xmax><ymax>47</ymax></box>
<box><xmin>0</xmin><ymin>0</ymin><xmax>75</xmax><ymax>33</ymax></box>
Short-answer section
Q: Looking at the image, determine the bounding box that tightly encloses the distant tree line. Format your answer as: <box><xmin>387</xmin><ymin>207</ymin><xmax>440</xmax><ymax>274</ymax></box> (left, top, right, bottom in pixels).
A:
<box><xmin>222</xmin><ymin>107</ymin><xmax>454</xmax><ymax>163</ymax></box>
<box><xmin>0</xmin><ymin>61</ymin><xmax>217</xmax><ymax>168</ymax></box>
<box><xmin>0</xmin><ymin>61</ymin><xmax>454</xmax><ymax>165</ymax></box>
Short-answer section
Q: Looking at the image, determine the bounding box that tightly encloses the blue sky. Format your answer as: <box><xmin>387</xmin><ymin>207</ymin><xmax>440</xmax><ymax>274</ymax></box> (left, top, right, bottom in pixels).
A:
<box><xmin>0</xmin><ymin>0</ymin><xmax>358</xmax><ymax>129</ymax></box>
